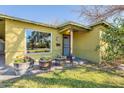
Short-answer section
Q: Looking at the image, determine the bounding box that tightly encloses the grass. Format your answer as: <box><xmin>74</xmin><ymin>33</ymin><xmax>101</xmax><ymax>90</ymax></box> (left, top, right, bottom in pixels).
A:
<box><xmin>1</xmin><ymin>66</ymin><xmax>124</xmax><ymax>88</ymax></box>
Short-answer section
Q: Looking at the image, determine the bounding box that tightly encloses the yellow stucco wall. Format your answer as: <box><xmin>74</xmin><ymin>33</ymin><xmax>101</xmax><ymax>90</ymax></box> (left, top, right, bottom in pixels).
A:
<box><xmin>73</xmin><ymin>26</ymin><xmax>105</xmax><ymax>63</ymax></box>
<box><xmin>5</xmin><ymin>19</ymin><xmax>62</xmax><ymax>65</ymax></box>
<box><xmin>4</xmin><ymin>18</ymin><xmax>107</xmax><ymax>65</ymax></box>
<box><xmin>0</xmin><ymin>20</ymin><xmax>5</xmax><ymax>40</ymax></box>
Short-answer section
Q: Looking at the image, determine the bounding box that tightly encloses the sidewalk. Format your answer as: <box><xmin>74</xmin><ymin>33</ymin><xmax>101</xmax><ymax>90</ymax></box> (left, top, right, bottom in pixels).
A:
<box><xmin>0</xmin><ymin>66</ymin><xmax>19</xmax><ymax>81</ymax></box>
<box><xmin>0</xmin><ymin>65</ymin><xmax>63</xmax><ymax>82</ymax></box>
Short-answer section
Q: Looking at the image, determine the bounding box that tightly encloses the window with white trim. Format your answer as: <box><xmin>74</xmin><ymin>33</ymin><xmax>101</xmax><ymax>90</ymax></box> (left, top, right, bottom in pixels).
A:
<box><xmin>25</xmin><ymin>29</ymin><xmax>52</xmax><ymax>53</ymax></box>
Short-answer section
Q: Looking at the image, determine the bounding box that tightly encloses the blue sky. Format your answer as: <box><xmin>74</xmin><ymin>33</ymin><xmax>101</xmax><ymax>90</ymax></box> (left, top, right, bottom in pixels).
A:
<box><xmin>0</xmin><ymin>5</ymin><xmax>85</xmax><ymax>25</ymax></box>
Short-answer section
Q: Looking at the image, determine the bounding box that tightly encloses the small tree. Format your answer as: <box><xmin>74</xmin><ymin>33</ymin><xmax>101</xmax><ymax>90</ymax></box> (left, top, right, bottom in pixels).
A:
<box><xmin>100</xmin><ymin>18</ymin><xmax>124</xmax><ymax>64</ymax></box>
<box><xmin>75</xmin><ymin>6</ymin><xmax>124</xmax><ymax>65</ymax></box>
<box><xmin>77</xmin><ymin>5</ymin><xmax>124</xmax><ymax>23</ymax></box>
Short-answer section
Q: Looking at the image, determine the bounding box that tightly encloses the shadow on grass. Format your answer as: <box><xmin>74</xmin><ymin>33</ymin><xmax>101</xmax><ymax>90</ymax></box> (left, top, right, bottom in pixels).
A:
<box><xmin>66</xmin><ymin>65</ymin><xmax>124</xmax><ymax>78</ymax></box>
<box><xmin>1</xmin><ymin>64</ymin><xmax>124</xmax><ymax>88</ymax></box>
<box><xmin>2</xmin><ymin>74</ymin><xmax>123</xmax><ymax>88</ymax></box>
<box><xmin>82</xmin><ymin>65</ymin><xmax>124</xmax><ymax>77</ymax></box>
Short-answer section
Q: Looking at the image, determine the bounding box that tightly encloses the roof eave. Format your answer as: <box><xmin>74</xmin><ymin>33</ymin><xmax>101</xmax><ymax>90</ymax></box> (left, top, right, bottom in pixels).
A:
<box><xmin>57</xmin><ymin>23</ymin><xmax>90</xmax><ymax>30</ymax></box>
<box><xmin>89</xmin><ymin>21</ymin><xmax>112</xmax><ymax>28</ymax></box>
<box><xmin>0</xmin><ymin>14</ymin><xmax>57</xmax><ymax>29</ymax></box>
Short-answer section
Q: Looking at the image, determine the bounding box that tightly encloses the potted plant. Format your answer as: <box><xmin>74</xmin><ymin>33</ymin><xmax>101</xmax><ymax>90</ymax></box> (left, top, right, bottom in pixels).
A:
<box><xmin>14</xmin><ymin>56</ymin><xmax>34</xmax><ymax>75</ymax></box>
<box><xmin>39</xmin><ymin>57</ymin><xmax>52</xmax><ymax>70</ymax></box>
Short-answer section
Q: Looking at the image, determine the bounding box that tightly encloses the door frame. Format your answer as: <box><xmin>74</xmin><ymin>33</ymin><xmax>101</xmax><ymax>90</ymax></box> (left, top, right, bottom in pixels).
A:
<box><xmin>62</xmin><ymin>35</ymin><xmax>71</xmax><ymax>56</ymax></box>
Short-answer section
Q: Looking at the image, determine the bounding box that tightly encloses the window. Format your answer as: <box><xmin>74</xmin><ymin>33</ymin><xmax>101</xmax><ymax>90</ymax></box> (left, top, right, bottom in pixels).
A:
<box><xmin>25</xmin><ymin>29</ymin><xmax>52</xmax><ymax>53</ymax></box>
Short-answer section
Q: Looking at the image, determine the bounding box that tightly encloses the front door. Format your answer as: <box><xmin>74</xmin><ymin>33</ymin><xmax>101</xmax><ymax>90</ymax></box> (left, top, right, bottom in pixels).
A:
<box><xmin>63</xmin><ymin>35</ymin><xmax>70</xmax><ymax>56</ymax></box>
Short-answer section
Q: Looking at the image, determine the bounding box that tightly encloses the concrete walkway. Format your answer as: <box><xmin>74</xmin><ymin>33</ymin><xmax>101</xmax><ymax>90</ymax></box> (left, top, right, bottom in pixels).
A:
<box><xmin>0</xmin><ymin>59</ymin><xmax>86</xmax><ymax>82</ymax></box>
<box><xmin>0</xmin><ymin>66</ymin><xmax>19</xmax><ymax>81</ymax></box>
<box><xmin>0</xmin><ymin>64</ymin><xmax>63</xmax><ymax>82</ymax></box>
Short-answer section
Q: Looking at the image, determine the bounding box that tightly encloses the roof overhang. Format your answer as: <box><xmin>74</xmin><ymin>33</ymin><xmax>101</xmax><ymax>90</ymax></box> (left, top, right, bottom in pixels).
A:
<box><xmin>58</xmin><ymin>21</ymin><xmax>90</xmax><ymax>33</ymax></box>
<box><xmin>0</xmin><ymin>14</ymin><xmax>57</xmax><ymax>29</ymax></box>
<box><xmin>0</xmin><ymin>14</ymin><xmax>112</xmax><ymax>31</ymax></box>
<box><xmin>89</xmin><ymin>21</ymin><xmax>112</xmax><ymax>28</ymax></box>
<box><xmin>58</xmin><ymin>21</ymin><xmax>112</xmax><ymax>33</ymax></box>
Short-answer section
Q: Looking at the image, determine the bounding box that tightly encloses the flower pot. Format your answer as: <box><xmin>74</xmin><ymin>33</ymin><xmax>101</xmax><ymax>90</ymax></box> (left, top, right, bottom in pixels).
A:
<box><xmin>39</xmin><ymin>60</ymin><xmax>52</xmax><ymax>70</ymax></box>
<box><xmin>54</xmin><ymin>62</ymin><xmax>60</xmax><ymax>66</ymax></box>
<box><xmin>14</xmin><ymin>62</ymin><xmax>33</xmax><ymax>75</ymax></box>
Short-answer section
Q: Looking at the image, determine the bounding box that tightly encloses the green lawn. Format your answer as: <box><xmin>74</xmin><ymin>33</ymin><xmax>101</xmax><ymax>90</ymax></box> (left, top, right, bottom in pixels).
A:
<box><xmin>2</xmin><ymin>66</ymin><xmax>124</xmax><ymax>88</ymax></box>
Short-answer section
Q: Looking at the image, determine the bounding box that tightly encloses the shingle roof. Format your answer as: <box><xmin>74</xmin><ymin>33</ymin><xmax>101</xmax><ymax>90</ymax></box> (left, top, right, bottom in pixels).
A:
<box><xmin>57</xmin><ymin>21</ymin><xmax>90</xmax><ymax>30</ymax></box>
<box><xmin>0</xmin><ymin>13</ymin><xmax>56</xmax><ymax>29</ymax></box>
<box><xmin>0</xmin><ymin>13</ymin><xmax>111</xmax><ymax>30</ymax></box>
<box><xmin>89</xmin><ymin>21</ymin><xmax>112</xmax><ymax>28</ymax></box>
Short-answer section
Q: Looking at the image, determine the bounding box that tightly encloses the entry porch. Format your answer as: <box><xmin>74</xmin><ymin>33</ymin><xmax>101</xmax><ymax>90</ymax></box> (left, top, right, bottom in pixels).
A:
<box><xmin>58</xmin><ymin>22</ymin><xmax>90</xmax><ymax>57</ymax></box>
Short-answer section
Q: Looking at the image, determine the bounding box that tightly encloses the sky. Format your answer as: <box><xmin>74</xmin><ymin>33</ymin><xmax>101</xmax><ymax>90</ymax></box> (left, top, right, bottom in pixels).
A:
<box><xmin>0</xmin><ymin>5</ymin><xmax>86</xmax><ymax>25</ymax></box>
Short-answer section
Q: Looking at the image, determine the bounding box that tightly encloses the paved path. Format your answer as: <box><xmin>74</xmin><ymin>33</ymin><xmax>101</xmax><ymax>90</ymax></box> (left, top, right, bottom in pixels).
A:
<box><xmin>0</xmin><ymin>66</ymin><xmax>18</xmax><ymax>81</ymax></box>
<box><xmin>0</xmin><ymin>75</ymin><xmax>19</xmax><ymax>82</ymax></box>
<box><xmin>0</xmin><ymin>66</ymin><xmax>19</xmax><ymax>87</ymax></box>
<box><xmin>0</xmin><ymin>59</ymin><xmax>85</xmax><ymax>82</ymax></box>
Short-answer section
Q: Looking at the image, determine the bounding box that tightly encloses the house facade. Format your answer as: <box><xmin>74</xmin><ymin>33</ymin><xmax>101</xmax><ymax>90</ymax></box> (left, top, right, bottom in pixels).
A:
<box><xmin>0</xmin><ymin>14</ymin><xmax>109</xmax><ymax>66</ymax></box>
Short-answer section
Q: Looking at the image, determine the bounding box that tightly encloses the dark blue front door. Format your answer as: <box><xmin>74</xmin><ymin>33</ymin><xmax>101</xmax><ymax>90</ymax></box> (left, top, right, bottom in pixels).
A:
<box><xmin>63</xmin><ymin>35</ymin><xmax>70</xmax><ymax>56</ymax></box>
